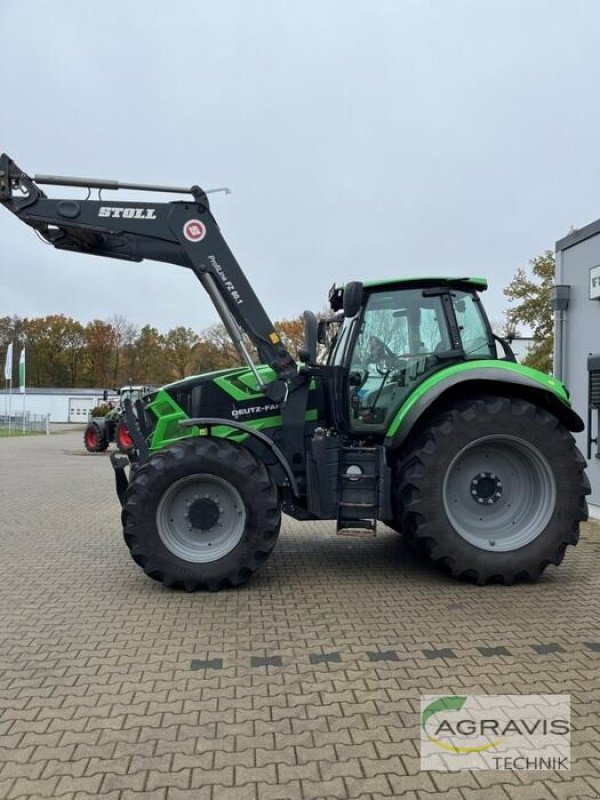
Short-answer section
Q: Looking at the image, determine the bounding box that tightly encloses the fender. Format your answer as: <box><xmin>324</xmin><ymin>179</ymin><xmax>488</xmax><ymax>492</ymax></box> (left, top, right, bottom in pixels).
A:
<box><xmin>111</xmin><ymin>415</ymin><xmax>301</xmax><ymax>506</ymax></box>
<box><xmin>384</xmin><ymin>361</ymin><xmax>584</xmax><ymax>449</ymax></box>
<box><xmin>179</xmin><ymin>416</ymin><xmax>300</xmax><ymax>498</ymax></box>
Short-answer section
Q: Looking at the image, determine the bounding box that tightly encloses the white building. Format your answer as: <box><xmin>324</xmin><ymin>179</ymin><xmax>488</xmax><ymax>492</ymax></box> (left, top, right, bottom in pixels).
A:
<box><xmin>554</xmin><ymin>219</ymin><xmax>600</xmax><ymax>518</ymax></box>
<box><xmin>0</xmin><ymin>387</ymin><xmax>117</xmax><ymax>424</ymax></box>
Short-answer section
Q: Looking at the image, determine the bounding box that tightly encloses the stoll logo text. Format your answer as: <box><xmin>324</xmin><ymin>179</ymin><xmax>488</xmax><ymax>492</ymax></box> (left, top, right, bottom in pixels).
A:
<box><xmin>420</xmin><ymin>695</ymin><xmax>570</xmax><ymax>771</ymax></box>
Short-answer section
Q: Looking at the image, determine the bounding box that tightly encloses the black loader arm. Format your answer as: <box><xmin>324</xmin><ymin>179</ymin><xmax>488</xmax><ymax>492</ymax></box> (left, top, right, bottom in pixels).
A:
<box><xmin>0</xmin><ymin>154</ymin><xmax>298</xmax><ymax>399</ymax></box>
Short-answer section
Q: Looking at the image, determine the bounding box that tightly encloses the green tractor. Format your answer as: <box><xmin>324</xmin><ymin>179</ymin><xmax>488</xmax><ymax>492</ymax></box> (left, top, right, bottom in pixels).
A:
<box><xmin>0</xmin><ymin>154</ymin><xmax>590</xmax><ymax>590</ymax></box>
<box><xmin>83</xmin><ymin>386</ymin><xmax>154</xmax><ymax>453</ymax></box>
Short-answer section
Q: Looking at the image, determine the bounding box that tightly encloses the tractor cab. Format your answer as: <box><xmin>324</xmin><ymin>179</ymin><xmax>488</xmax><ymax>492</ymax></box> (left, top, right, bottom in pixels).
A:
<box><xmin>118</xmin><ymin>385</ymin><xmax>155</xmax><ymax>408</ymax></box>
<box><xmin>324</xmin><ymin>277</ymin><xmax>498</xmax><ymax>436</ymax></box>
<box><xmin>330</xmin><ymin>278</ymin><xmax>496</xmax><ymax>434</ymax></box>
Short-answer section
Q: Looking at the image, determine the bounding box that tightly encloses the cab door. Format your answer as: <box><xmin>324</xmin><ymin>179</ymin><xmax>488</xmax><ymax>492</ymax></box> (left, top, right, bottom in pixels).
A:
<box><xmin>345</xmin><ymin>287</ymin><xmax>452</xmax><ymax>434</ymax></box>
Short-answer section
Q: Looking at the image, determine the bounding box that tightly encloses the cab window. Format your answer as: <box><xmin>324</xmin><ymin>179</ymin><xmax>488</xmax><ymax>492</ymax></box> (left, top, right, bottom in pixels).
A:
<box><xmin>453</xmin><ymin>291</ymin><xmax>494</xmax><ymax>358</ymax></box>
<box><xmin>347</xmin><ymin>288</ymin><xmax>450</xmax><ymax>432</ymax></box>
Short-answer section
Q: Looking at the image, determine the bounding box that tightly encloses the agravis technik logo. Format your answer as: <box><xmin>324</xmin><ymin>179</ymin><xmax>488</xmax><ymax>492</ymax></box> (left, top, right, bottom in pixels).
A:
<box><xmin>420</xmin><ymin>694</ymin><xmax>570</xmax><ymax>771</ymax></box>
<box><xmin>422</xmin><ymin>696</ymin><xmax>504</xmax><ymax>754</ymax></box>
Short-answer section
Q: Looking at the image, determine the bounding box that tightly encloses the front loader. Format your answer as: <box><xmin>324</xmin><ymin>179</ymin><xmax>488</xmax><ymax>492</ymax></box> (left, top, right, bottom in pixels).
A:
<box><xmin>0</xmin><ymin>154</ymin><xmax>590</xmax><ymax>589</ymax></box>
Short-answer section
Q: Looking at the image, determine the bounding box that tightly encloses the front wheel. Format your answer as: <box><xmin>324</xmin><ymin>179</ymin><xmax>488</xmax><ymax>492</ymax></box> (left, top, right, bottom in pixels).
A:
<box><xmin>394</xmin><ymin>395</ymin><xmax>590</xmax><ymax>584</ymax></box>
<box><xmin>122</xmin><ymin>437</ymin><xmax>281</xmax><ymax>591</ymax></box>
<box><xmin>115</xmin><ymin>421</ymin><xmax>134</xmax><ymax>452</ymax></box>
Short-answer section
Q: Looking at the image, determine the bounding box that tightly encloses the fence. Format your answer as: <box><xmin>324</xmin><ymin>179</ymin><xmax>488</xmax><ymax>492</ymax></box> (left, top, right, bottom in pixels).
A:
<box><xmin>0</xmin><ymin>413</ymin><xmax>51</xmax><ymax>434</ymax></box>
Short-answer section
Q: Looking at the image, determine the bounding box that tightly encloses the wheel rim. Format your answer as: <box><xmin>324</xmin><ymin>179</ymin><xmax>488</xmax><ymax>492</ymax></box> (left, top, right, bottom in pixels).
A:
<box><xmin>118</xmin><ymin>426</ymin><xmax>133</xmax><ymax>448</ymax></box>
<box><xmin>442</xmin><ymin>434</ymin><xmax>556</xmax><ymax>552</ymax></box>
<box><xmin>86</xmin><ymin>429</ymin><xmax>97</xmax><ymax>448</ymax></box>
<box><xmin>156</xmin><ymin>474</ymin><xmax>247</xmax><ymax>563</ymax></box>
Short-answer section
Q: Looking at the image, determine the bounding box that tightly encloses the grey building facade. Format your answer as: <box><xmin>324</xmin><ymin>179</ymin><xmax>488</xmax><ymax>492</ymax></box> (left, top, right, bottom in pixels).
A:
<box><xmin>554</xmin><ymin>219</ymin><xmax>600</xmax><ymax>518</ymax></box>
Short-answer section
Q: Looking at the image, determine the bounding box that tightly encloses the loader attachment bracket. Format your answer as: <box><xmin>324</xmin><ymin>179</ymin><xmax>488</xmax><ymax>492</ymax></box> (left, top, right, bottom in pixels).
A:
<box><xmin>0</xmin><ymin>153</ymin><xmax>44</xmax><ymax>204</ymax></box>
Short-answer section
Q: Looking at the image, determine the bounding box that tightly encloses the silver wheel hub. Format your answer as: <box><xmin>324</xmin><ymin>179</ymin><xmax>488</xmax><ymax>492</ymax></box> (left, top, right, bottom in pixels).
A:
<box><xmin>442</xmin><ymin>434</ymin><xmax>556</xmax><ymax>552</ymax></box>
<box><xmin>156</xmin><ymin>474</ymin><xmax>246</xmax><ymax>563</ymax></box>
<box><xmin>470</xmin><ymin>471</ymin><xmax>503</xmax><ymax>505</ymax></box>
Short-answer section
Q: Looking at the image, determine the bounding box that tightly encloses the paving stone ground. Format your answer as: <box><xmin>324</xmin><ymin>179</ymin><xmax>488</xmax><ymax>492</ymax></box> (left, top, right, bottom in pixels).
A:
<box><xmin>0</xmin><ymin>430</ymin><xmax>599</xmax><ymax>800</ymax></box>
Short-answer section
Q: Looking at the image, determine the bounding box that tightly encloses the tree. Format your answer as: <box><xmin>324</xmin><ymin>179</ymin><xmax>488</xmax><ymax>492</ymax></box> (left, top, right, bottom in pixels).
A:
<box><xmin>20</xmin><ymin>315</ymin><xmax>85</xmax><ymax>386</ymax></box>
<box><xmin>274</xmin><ymin>316</ymin><xmax>305</xmax><ymax>359</ymax></box>
<box><xmin>504</xmin><ymin>250</ymin><xmax>554</xmax><ymax>373</ymax></box>
<box><xmin>111</xmin><ymin>315</ymin><xmax>138</xmax><ymax>385</ymax></box>
<box><xmin>194</xmin><ymin>315</ymin><xmax>306</xmax><ymax>373</ymax></box>
<box><xmin>164</xmin><ymin>326</ymin><xmax>200</xmax><ymax>380</ymax></box>
<box><xmin>57</xmin><ymin>317</ymin><xmax>86</xmax><ymax>385</ymax></box>
<box><xmin>197</xmin><ymin>323</ymin><xmax>244</xmax><ymax>371</ymax></box>
<box><xmin>83</xmin><ymin>320</ymin><xmax>117</xmax><ymax>386</ymax></box>
<box><xmin>131</xmin><ymin>325</ymin><xmax>165</xmax><ymax>383</ymax></box>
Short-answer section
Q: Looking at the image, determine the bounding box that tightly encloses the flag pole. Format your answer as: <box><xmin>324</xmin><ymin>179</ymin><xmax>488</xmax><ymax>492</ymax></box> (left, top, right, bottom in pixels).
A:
<box><xmin>4</xmin><ymin>342</ymin><xmax>13</xmax><ymax>436</ymax></box>
<box><xmin>19</xmin><ymin>346</ymin><xmax>26</xmax><ymax>433</ymax></box>
<box><xmin>7</xmin><ymin>373</ymin><xmax>11</xmax><ymax>435</ymax></box>
<box><xmin>3</xmin><ymin>343</ymin><xmax>13</xmax><ymax>433</ymax></box>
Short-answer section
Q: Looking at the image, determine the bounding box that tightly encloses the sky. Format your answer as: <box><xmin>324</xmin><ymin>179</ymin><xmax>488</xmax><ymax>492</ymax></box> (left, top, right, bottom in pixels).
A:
<box><xmin>1</xmin><ymin>0</ymin><xmax>600</xmax><ymax>334</ymax></box>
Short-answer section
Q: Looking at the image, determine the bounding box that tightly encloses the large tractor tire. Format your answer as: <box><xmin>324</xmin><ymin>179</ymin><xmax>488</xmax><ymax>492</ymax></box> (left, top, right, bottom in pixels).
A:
<box><xmin>115</xmin><ymin>421</ymin><xmax>134</xmax><ymax>453</ymax></box>
<box><xmin>393</xmin><ymin>394</ymin><xmax>590</xmax><ymax>585</ymax></box>
<box><xmin>122</xmin><ymin>437</ymin><xmax>281</xmax><ymax>591</ymax></box>
<box><xmin>84</xmin><ymin>421</ymin><xmax>109</xmax><ymax>453</ymax></box>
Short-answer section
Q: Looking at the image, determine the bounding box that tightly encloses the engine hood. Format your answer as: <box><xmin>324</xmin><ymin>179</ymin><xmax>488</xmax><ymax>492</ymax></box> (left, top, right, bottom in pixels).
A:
<box><xmin>155</xmin><ymin>363</ymin><xmax>299</xmax><ymax>427</ymax></box>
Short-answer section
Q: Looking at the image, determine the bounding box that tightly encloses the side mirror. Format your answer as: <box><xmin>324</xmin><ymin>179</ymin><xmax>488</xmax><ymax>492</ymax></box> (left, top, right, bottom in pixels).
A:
<box><xmin>301</xmin><ymin>309</ymin><xmax>318</xmax><ymax>364</ymax></box>
<box><xmin>343</xmin><ymin>281</ymin><xmax>363</xmax><ymax>318</ymax></box>
<box><xmin>328</xmin><ymin>283</ymin><xmax>344</xmax><ymax>311</ymax></box>
<box><xmin>493</xmin><ymin>334</ymin><xmax>516</xmax><ymax>362</ymax></box>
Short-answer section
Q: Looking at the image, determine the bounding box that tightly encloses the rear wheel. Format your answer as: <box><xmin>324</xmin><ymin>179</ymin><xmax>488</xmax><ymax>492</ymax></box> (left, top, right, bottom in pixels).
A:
<box><xmin>122</xmin><ymin>437</ymin><xmax>281</xmax><ymax>590</ymax></box>
<box><xmin>393</xmin><ymin>395</ymin><xmax>589</xmax><ymax>584</ymax></box>
<box><xmin>84</xmin><ymin>422</ymin><xmax>109</xmax><ymax>452</ymax></box>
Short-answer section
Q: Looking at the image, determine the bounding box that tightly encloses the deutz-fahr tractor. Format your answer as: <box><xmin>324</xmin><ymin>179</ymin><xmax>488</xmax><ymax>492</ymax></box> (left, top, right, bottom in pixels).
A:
<box><xmin>0</xmin><ymin>154</ymin><xmax>589</xmax><ymax>590</ymax></box>
<box><xmin>84</xmin><ymin>385</ymin><xmax>154</xmax><ymax>453</ymax></box>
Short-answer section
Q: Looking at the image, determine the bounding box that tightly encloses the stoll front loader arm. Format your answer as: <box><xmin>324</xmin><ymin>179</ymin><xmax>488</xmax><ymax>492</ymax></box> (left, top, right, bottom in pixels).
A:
<box><xmin>0</xmin><ymin>154</ymin><xmax>298</xmax><ymax>392</ymax></box>
<box><xmin>0</xmin><ymin>154</ymin><xmax>310</xmax><ymax>483</ymax></box>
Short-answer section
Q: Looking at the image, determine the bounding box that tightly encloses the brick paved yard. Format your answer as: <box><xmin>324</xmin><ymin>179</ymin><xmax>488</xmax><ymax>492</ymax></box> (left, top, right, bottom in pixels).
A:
<box><xmin>0</xmin><ymin>431</ymin><xmax>599</xmax><ymax>800</ymax></box>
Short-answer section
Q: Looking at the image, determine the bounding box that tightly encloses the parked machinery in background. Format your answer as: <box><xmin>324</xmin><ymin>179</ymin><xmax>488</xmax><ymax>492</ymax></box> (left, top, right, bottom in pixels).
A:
<box><xmin>84</xmin><ymin>386</ymin><xmax>154</xmax><ymax>453</ymax></box>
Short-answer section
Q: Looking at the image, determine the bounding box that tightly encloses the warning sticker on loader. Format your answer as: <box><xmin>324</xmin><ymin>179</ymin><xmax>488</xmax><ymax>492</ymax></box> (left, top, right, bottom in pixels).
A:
<box><xmin>183</xmin><ymin>219</ymin><xmax>207</xmax><ymax>242</ymax></box>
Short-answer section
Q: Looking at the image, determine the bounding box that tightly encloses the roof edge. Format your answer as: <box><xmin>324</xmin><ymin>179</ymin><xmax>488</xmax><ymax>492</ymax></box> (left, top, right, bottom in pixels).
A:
<box><xmin>556</xmin><ymin>217</ymin><xmax>600</xmax><ymax>252</ymax></box>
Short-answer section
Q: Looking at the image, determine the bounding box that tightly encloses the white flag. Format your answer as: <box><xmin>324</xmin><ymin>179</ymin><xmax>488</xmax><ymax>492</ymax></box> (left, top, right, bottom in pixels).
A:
<box><xmin>3</xmin><ymin>343</ymin><xmax>12</xmax><ymax>381</ymax></box>
<box><xmin>19</xmin><ymin>348</ymin><xmax>25</xmax><ymax>394</ymax></box>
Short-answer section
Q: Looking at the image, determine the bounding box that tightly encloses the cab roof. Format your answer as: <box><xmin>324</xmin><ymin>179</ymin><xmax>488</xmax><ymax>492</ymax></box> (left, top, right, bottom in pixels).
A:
<box><xmin>362</xmin><ymin>276</ymin><xmax>488</xmax><ymax>291</ymax></box>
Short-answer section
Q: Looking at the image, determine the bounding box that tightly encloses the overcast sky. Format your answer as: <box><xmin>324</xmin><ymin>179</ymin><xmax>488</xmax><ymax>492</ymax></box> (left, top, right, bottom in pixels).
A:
<box><xmin>1</xmin><ymin>0</ymin><xmax>600</xmax><ymax>334</ymax></box>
